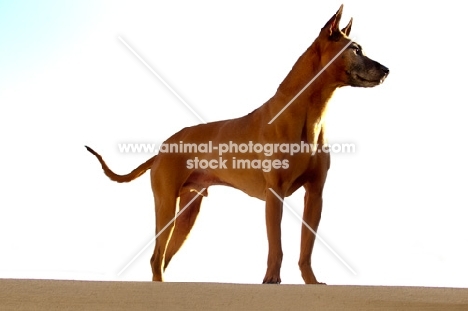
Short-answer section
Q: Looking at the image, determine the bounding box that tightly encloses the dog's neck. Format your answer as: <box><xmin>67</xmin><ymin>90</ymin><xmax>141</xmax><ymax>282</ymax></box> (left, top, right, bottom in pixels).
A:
<box><xmin>261</xmin><ymin>42</ymin><xmax>337</xmax><ymax>146</ymax></box>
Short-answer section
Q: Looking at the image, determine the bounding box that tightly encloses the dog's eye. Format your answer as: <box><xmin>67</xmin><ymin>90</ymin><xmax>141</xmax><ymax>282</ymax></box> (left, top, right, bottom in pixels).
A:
<box><xmin>353</xmin><ymin>47</ymin><xmax>361</xmax><ymax>55</ymax></box>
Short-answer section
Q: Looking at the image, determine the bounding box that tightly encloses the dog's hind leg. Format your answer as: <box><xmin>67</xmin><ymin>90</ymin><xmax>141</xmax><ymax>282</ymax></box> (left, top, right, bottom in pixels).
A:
<box><xmin>150</xmin><ymin>194</ymin><xmax>178</xmax><ymax>281</ymax></box>
<box><xmin>163</xmin><ymin>190</ymin><xmax>204</xmax><ymax>271</ymax></box>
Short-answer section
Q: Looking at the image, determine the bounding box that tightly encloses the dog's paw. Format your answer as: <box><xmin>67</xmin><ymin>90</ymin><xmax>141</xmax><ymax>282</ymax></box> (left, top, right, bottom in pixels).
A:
<box><xmin>262</xmin><ymin>276</ymin><xmax>281</xmax><ymax>284</ymax></box>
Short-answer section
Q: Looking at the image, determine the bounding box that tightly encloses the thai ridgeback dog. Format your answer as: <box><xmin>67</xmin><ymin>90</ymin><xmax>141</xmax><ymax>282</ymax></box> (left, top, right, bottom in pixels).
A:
<box><xmin>86</xmin><ymin>4</ymin><xmax>389</xmax><ymax>284</ymax></box>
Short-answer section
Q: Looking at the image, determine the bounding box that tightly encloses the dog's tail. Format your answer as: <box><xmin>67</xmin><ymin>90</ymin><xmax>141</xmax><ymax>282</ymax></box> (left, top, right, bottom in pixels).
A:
<box><xmin>85</xmin><ymin>146</ymin><xmax>155</xmax><ymax>183</ymax></box>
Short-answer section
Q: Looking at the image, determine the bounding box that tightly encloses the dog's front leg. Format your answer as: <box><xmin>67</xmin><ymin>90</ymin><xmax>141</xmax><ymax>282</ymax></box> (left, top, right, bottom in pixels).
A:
<box><xmin>298</xmin><ymin>182</ymin><xmax>325</xmax><ymax>284</ymax></box>
<box><xmin>262</xmin><ymin>189</ymin><xmax>284</xmax><ymax>284</ymax></box>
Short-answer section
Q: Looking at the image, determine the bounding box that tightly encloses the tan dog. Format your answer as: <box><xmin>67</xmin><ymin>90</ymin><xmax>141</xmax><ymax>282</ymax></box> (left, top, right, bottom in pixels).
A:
<box><xmin>86</xmin><ymin>5</ymin><xmax>388</xmax><ymax>284</ymax></box>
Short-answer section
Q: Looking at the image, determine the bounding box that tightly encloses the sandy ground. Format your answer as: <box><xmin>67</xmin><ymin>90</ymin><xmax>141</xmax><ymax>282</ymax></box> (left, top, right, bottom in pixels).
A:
<box><xmin>1</xmin><ymin>279</ymin><xmax>468</xmax><ymax>310</ymax></box>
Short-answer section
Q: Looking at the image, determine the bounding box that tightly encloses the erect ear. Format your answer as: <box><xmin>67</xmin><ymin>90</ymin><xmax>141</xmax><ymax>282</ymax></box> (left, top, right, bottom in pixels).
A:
<box><xmin>341</xmin><ymin>18</ymin><xmax>352</xmax><ymax>36</ymax></box>
<box><xmin>322</xmin><ymin>4</ymin><xmax>344</xmax><ymax>37</ymax></box>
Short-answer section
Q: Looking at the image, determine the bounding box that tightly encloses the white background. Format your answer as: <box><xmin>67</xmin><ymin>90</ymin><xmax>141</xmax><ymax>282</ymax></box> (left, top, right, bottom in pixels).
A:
<box><xmin>1</xmin><ymin>1</ymin><xmax>468</xmax><ymax>287</ymax></box>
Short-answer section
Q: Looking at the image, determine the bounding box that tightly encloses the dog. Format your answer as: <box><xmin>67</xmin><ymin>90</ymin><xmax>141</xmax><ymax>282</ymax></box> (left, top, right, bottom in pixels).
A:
<box><xmin>86</xmin><ymin>4</ymin><xmax>389</xmax><ymax>284</ymax></box>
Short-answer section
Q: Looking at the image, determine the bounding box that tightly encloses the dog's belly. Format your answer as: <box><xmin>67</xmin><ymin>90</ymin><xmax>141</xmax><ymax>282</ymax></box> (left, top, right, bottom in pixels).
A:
<box><xmin>181</xmin><ymin>169</ymin><xmax>267</xmax><ymax>200</ymax></box>
<box><xmin>182</xmin><ymin>170</ymin><xmax>233</xmax><ymax>189</ymax></box>
<box><xmin>180</xmin><ymin>164</ymin><xmax>318</xmax><ymax>201</ymax></box>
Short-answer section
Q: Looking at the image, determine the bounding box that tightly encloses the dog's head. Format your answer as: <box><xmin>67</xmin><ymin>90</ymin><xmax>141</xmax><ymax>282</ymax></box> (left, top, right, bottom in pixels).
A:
<box><xmin>317</xmin><ymin>5</ymin><xmax>389</xmax><ymax>88</ymax></box>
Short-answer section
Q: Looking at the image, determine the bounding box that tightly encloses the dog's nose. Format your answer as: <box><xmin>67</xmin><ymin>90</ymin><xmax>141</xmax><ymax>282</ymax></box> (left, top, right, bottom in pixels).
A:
<box><xmin>381</xmin><ymin>65</ymin><xmax>389</xmax><ymax>76</ymax></box>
